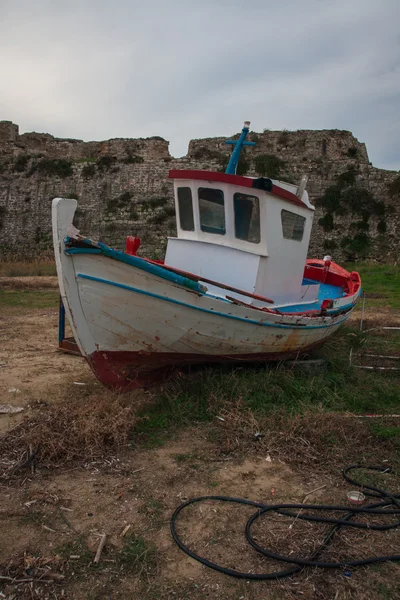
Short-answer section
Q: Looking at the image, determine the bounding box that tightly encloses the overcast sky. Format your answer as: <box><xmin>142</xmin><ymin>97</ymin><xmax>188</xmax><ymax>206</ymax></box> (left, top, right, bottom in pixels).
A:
<box><xmin>1</xmin><ymin>0</ymin><xmax>399</xmax><ymax>170</ymax></box>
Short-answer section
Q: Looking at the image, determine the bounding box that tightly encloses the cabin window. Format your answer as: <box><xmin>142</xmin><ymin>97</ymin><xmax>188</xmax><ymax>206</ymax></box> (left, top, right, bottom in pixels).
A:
<box><xmin>177</xmin><ymin>187</ymin><xmax>195</xmax><ymax>231</ymax></box>
<box><xmin>234</xmin><ymin>193</ymin><xmax>260</xmax><ymax>243</ymax></box>
<box><xmin>281</xmin><ymin>209</ymin><xmax>306</xmax><ymax>241</ymax></box>
<box><xmin>198</xmin><ymin>188</ymin><xmax>225</xmax><ymax>235</ymax></box>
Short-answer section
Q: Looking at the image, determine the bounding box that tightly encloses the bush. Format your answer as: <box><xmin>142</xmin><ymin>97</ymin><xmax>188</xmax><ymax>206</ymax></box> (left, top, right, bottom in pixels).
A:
<box><xmin>82</xmin><ymin>164</ymin><xmax>96</xmax><ymax>178</ymax></box>
<box><xmin>351</xmin><ymin>220</ymin><xmax>370</xmax><ymax>231</ymax></box>
<box><xmin>318</xmin><ymin>213</ymin><xmax>335</xmax><ymax>231</ymax></box>
<box><xmin>123</xmin><ymin>153</ymin><xmax>144</xmax><ymax>164</ymax></box>
<box><xmin>277</xmin><ymin>129</ymin><xmax>290</xmax><ymax>146</ymax></box>
<box><xmin>13</xmin><ymin>154</ymin><xmax>30</xmax><ymax>172</ymax></box>
<box><xmin>29</xmin><ymin>158</ymin><xmax>73</xmax><ymax>178</ymax></box>
<box><xmin>192</xmin><ymin>146</ymin><xmax>225</xmax><ymax>161</ymax></box>
<box><xmin>254</xmin><ymin>154</ymin><xmax>284</xmax><ymax>178</ymax></box>
<box><xmin>141</xmin><ymin>197</ymin><xmax>168</xmax><ymax>210</ymax></box>
<box><xmin>337</xmin><ymin>169</ymin><xmax>356</xmax><ymax>188</ymax></box>
<box><xmin>97</xmin><ymin>155</ymin><xmax>116</xmax><ymax>171</ymax></box>
<box><xmin>346</xmin><ymin>146</ymin><xmax>359</xmax><ymax>158</ymax></box>
<box><xmin>341</xmin><ymin>231</ymin><xmax>371</xmax><ymax>257</ymax></box>
<box><xmin>317</xmin><ymin>185</ymin><xmax>342</xmax><ymax>213</ymax></box>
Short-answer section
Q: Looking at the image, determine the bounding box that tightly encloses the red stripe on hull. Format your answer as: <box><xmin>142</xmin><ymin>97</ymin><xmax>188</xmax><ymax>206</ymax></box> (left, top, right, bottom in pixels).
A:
<box><xmin>87</xmin><ymin>345</ymin><xmax>323</xmax><ymax>393</ymax></box>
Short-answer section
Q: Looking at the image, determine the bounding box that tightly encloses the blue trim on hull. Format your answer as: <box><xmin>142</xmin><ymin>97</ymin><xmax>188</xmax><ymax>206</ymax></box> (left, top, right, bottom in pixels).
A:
<box><xmin>76</xmin><ymin>273</ymin><xmax>350</xmax><ymax>330</ymax></box>
<box><xmin>64</xmin><ymin>239</ymin><xmax>207</xmax><ymax>295</ymax></box>
<box><xmin>65</xmin><ymin>248</ymin><xmax>102</xmax><ymax>255</ymax></box>
<box><xmin>64</xmin><ymin>243</ymin><xmax>359</xmax><ymax>317</ymax></box>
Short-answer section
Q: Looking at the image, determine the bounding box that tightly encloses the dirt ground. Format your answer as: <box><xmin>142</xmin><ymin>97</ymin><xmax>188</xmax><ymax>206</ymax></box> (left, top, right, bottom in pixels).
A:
<box><xmin>1</xmin><ymin>279</ymin><xmax>399</xmax><ymax>599</ymax></box>
<box><xmin>0</xmin><ymin>281</ymin><xmax>88</xmax><ymax>434</ymax></box>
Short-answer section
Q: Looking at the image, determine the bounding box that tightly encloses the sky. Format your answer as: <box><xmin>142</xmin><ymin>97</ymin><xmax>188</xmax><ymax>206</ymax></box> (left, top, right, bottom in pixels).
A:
<box><xmin>1</xmin><ymin>0</ymin><xmax>399</xmax><ymax>170</ymax></box>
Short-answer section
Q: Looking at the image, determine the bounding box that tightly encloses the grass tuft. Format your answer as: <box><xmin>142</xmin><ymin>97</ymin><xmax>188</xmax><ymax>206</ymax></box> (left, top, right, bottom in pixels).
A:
<box><xmin>118</xmin><ymin>534</ymin><xmax>158</xmax><ymax>577</ymax></box>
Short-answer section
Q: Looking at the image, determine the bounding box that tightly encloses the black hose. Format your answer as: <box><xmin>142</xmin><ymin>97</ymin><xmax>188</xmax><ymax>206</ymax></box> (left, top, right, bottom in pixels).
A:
<box><xmin>170</xmin><ymin>465</ymin><xmax>400</xmax><ymax>580</ymax></box>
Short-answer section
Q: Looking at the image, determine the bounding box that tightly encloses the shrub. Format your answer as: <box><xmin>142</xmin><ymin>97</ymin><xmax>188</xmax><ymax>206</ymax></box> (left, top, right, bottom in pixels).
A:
<box><xmin>351</xmin><ymin>220</ymin><xmax>370</xmax><ymax>231</ymax></box>
<box><xmin>346</xmin><ymin>146</ymin><xmax>359</xmax><ymax>158</ymax></box>
<box><xmin>192</xmin><ymin>146</ymin><xmax>225</xmax><ymax>161</ymax></box>
<box><xmin>317</xmin><ymin>185</ymin><xmax>342</xmax><ymax>213</ymax></box>
<box><xmin>123</xmin><ymin>153</ymin><xmax>144</xmax><ymax>164</ymax></box>
<box><xmin>117</xmin><ymin>192</ymin><xmax>133</xmax><ymax>206</ymax></box>
<box><xmin>318</xmin><ymin>213</ymin><xmax>334</xmax><ymax>231</ymax></box>
<box><xmin>13</xmin><ymin>154</ymin><xmax>30</xmax><ymax>172</ymax></box>
<box><xmin>97</xmin><ymin>155</ymin><xmax>116</xmax><ymax>171</ymax></box>
<box><xmin>29</xmin><ymin>158</ymin><xmax>73</xmax><ymax>178</ymax></box>
<box><xmin>337</xmin><ymin>169</ymin><xmax>356</xmax><ymax>188</ymax></box>
<box><xmin>254</xmin><ymin>154</ymin><xmax>284</xmax><ymax>179</ymax></box>
<box><xmin>277</xmin><ymin>129</ymin><xmax>290</xmax><ymax>146</ymax></box>
<box><xmin>82</xmin><ymin>164</ymin><xmax>96</xmax><ymax>178</ymax></box>
<box><xmin>106</xmin><ymin>192</ymin><xmax>135</xmax><ymax>213</ymax></box>
<box><xmin>341</xmin><ymin>231</ymin><xmax>371</xmax><ymax>256</ymax></box>
<box><xmin>141</xmin><ymin>197</ymin><xmax>168</xmax><ymax>210</ymax></box>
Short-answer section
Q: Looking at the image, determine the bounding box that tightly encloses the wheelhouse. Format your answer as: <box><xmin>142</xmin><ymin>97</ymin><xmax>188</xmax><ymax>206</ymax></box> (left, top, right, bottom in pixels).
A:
<box><xmin>165</xmin><ymin>127</ymin><xmax>315</xmax><ymax>306</ymax></box>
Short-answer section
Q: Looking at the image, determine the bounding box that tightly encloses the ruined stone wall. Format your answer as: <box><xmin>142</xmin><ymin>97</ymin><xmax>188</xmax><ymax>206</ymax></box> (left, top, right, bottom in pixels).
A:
<box><xmin>0</xmin><ymin>121</ymin><xmax>399</xmax><ymax>262</ymax></box>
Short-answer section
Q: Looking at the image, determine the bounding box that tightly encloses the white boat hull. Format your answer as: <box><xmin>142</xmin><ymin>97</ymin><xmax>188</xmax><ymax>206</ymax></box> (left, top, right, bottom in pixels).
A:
<box><xmin>52</xmin><ymin>199</ymin><xmax>359</xmax><ymax>391</ymax></box>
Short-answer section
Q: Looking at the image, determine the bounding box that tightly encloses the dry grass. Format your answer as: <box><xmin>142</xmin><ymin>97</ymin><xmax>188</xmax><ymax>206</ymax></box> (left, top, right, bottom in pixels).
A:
<box><xmin>0</xmin><ymin>276</ymin><xmax>58</xmax><ymax>290</ymax></box>
<box><xmin>0</xmin><ymin>260</ymin><xmax>56</xmax><ymax>277</ymax></box>
<box><xmin>213</xmin><ymin>399</ymin><xmax>400</xmax><ymax>470</ymax></box>
<box><xmin>0</xmin><ymin>388</ymin><xmax>142</xmax><ymax>476</ymax></box>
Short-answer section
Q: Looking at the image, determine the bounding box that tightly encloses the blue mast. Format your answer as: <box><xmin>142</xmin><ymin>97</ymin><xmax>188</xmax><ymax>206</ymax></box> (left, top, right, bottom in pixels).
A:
<box><xmin>225</xmin><ymin>121</ymin><xmax>256</xmax><ymax>175</ymax></box>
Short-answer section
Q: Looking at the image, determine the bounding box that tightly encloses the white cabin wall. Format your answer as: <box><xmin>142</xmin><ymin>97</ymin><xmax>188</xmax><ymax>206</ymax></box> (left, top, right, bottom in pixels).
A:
<box><xmin>165</xmin><ymin>238</ymin><xmax>261</xmax><ymax>298</ymax></box>
<box><xmin>254</xmin><ymin>196</ymin><xmax>314</xmax><ymax>304</ymax></box>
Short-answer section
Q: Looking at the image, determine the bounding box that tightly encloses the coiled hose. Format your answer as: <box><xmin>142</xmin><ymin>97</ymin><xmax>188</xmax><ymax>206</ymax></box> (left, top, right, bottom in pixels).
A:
<box><xmin>170</xmin><ymin>465</ymin><xmax>400</xmax><ymax>580</ymax></box>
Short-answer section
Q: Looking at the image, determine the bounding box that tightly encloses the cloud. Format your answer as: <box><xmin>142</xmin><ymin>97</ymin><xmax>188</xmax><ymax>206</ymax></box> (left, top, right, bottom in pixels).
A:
<box><xmin>0</xmin><ymin>0</ymin><xmax>399</xmax><ymax>169</ymax></box>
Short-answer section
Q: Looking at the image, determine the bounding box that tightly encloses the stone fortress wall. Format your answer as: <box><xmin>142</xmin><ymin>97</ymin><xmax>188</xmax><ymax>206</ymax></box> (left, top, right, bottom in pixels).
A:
<box><xmin>0</xmin><ymin>120</ymin><xmax>398</xmax><ymax>262</ymax></box>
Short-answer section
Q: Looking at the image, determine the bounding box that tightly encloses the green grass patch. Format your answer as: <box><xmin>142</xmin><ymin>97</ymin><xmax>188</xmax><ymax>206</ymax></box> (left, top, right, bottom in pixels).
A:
<box><xmin>117</xmin><ymin>535</ymin><xmax>158</xmax><ymax>576</ymax></box>
<box><xmin>371</xmin><ymin>423</ymin><xmax>400</xmax><ymax>442</ymax></box>
<box><xmin>346</xmin><ymin>263</ymin><xmax>400</xmax><ymax>309</ymax></box>
<box><xmin>0</xmin><ymin>289</ymin><xmax>59</xmax><ymax>309</ymax></box>
<box><xmin>133</xmin><ymin>327</ymin><xmax>400</xmax><ymax>448</ymax></box>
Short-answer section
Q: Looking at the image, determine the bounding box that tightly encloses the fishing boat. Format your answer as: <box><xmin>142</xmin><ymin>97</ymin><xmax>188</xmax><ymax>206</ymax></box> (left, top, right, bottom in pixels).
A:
<box><xmin>52</xmin><ymin>121</ymin><xmax>362</xmax><ymax>391</ymax></box>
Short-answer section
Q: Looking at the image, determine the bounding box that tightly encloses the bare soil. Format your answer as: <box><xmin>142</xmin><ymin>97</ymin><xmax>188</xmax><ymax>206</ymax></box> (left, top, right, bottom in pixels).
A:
<box><xmin>0</xmin><ymin>275</ymin><xmax>87</xmax><ymax>435</ymax></box>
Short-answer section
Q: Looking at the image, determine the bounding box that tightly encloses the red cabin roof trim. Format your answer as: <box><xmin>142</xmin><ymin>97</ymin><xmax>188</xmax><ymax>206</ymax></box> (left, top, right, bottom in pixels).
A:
<box><xmin>168</xmin><ymin>169</ymin><xmax>308</xmax><ymax>209</ymax></box>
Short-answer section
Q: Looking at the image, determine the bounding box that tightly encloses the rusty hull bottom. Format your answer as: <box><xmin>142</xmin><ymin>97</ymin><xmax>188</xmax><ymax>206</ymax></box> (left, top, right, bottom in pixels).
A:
<box><xmin>87</xmin><ymin>343</ymin><xmax>323</xmax><ymax>392</ymax></box>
